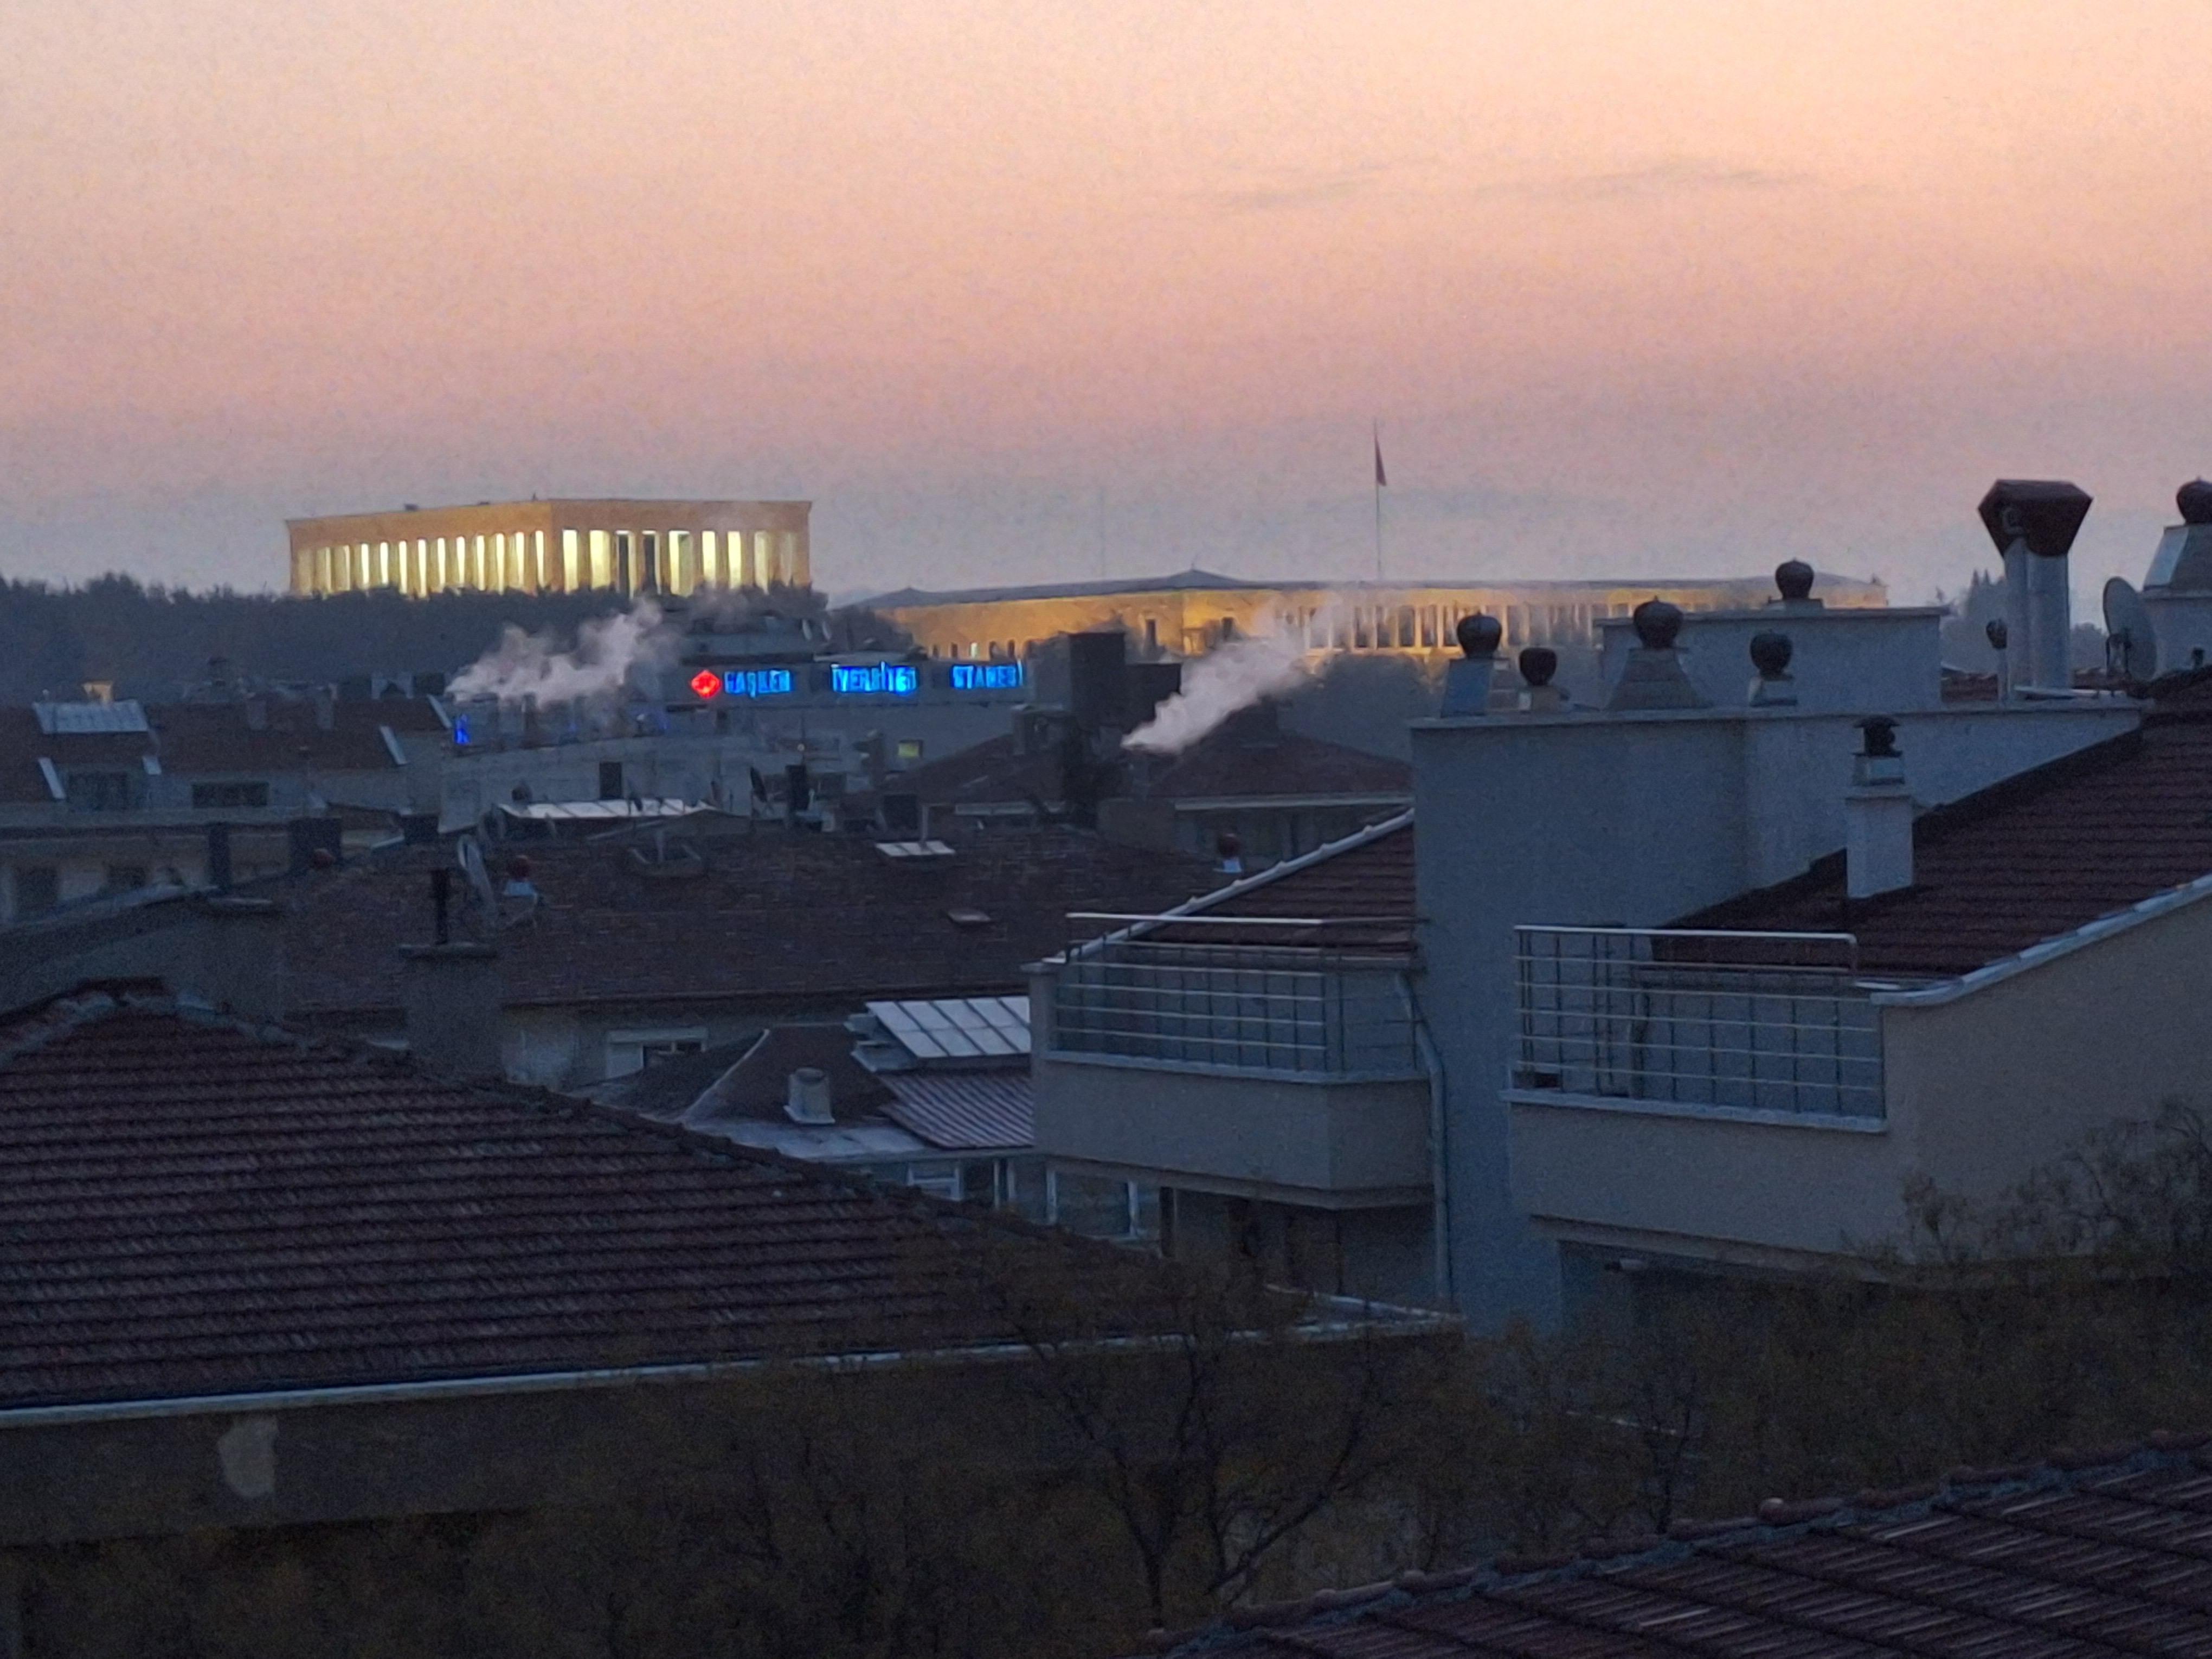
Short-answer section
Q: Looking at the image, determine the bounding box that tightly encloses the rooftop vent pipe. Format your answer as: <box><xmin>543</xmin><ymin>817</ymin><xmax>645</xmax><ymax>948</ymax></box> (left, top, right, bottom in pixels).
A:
<box><xmin>1977</xmin><ymin>480</ymin><xmax>2091</xmax><ymax>696</ymax></box>
<box><xmin>785</xmin><ymin>1066</ymin><xmax>835</xmax><ymax>1126</ymax></box>
<box><xmin>1844</xmin><ymin>716</ymin><xmax>1912</xmax><ymax>900</ymax></box>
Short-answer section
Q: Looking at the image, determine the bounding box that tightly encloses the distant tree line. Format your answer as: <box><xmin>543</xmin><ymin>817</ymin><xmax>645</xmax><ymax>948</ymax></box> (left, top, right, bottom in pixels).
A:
<box><xmin>0</xmin><ymin>576</ymin><xmax>911</xmax><ymax>704</ymax></box>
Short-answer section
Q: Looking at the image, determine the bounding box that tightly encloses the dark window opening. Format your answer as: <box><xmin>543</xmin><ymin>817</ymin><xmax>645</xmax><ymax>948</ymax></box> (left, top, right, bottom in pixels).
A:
<box><xmin>67</xmin><ymin>770</ymin><xmax>136</xmax><ymax>812</ymax></box>
<box><xmin>597</xmin><ymin>762</ymin><xmax>625</xmax><ymax>800</ymax></box>
<box><xmin>13</xmin><ymin>866</ymin><xmax>58</xmax><ymax>917</ymax></box>
<box><xmin>191</xmin><ymin>781</ymin><xmax>270</xmax><ymax>809</ymax></box>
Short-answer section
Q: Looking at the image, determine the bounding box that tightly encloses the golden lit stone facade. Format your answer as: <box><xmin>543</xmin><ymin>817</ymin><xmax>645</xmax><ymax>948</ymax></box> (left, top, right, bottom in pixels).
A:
<box><xmin>869</xmin><ymin>570</ymin><xmax>1889</xmax><ymax>662</ymax></box>
<box><xmin>287</xmin><ymin>499</ymin><xmax>811</xmax><ymax>599</ymax></box>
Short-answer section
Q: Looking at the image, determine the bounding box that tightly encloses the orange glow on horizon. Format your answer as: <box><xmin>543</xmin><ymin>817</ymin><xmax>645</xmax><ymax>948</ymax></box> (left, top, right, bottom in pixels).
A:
<box><xmin>3</xmin><ymin>0</ymin><xmax>2209</xmax><ymax>601</ymax></box>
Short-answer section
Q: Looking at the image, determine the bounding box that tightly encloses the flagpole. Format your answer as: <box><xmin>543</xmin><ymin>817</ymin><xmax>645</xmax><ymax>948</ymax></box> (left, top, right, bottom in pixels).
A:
<box><xmin>1372</xmin><ymin>421</ymin><xmax>1384</xmax><ymax>582</ymax></box>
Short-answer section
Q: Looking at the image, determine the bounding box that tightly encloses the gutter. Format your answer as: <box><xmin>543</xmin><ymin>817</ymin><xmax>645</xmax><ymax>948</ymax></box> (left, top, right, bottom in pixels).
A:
<box><xmin>1409</xmin><ymin>985</ymin><xmax>1455</xmax><ymax>1313</ymax></box>
<box><xmin>0</xmin><ymin>1298</ymin><xmax>1456</xmax><ymax>1432</ymax></box>
<box><xmin>1869</xmin><ymin>870</ymin><xmax>2212</xmax><ymax>1008</ymax></box>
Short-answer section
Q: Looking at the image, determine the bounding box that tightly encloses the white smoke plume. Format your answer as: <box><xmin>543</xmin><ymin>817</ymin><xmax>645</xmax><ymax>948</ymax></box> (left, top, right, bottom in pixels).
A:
<box><xmin>1123</xmin><ymin>627</ymin><xmax>1326</xmax><ymax>754</ymax></box>
<box><xmin>448</xmin><ymin>599</ymin><xmax>676</xmax><ymax>705</ymax></box>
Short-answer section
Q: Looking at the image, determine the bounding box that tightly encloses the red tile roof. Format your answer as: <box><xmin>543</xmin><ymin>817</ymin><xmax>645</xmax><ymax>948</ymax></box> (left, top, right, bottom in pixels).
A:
<box><xmin>1154</xmin><ymin>1437</ymin><xmax>2212</xmax><ymax>1659</ymax></box>
<box><xmin>0</xmin><ymin>987</ymin><xmax>1176</xmax><ymax>1410</ymax></box>
<box><xmin>0</xmin><ymin>697</ymin><xmax>440</xmax><ymax>807</ymax></box>
<box><xmin>280</xmin><ymin>827</ymin><xmax>1223</xmax><ymax>1015</ymax></box>
<box><xmin>1684</xmin><ymin>713</ymin><xmax>2212</xmax><ymax>978</ymax></box>
<box><xmin>144</xmin><ymin>699</ymin><xmax>432</xmax><ymax>775</ymax></box>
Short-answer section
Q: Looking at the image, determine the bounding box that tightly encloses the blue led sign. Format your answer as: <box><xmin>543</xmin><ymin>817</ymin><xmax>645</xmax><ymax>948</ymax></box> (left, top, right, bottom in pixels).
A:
<box><xmin>721</xmin><ymin>668</ymin><xmax>794</xmax><ymax>698</ymax></box>
<box><xmin>829</xmin><ymin>663</ymin><xmax>918</xmax><ymax>696</ymax></box>
<box><xmin>950</xmin><ymin>663</ymin><xmax>1024</xmax><ymax>691</ymax></box>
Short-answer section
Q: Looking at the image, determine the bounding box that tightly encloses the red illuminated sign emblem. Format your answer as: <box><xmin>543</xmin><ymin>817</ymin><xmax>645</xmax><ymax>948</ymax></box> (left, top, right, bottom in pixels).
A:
<box><xmin>690</xmin><ymin>670</ymin><xmax>722</xmax><ymax>699</ymax></box>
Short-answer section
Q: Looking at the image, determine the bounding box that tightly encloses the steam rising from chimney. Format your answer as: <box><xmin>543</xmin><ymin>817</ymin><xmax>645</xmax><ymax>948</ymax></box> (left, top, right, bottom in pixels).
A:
<box><xmin>448</xmin><ymin>599</ymin><xmax>675</xmax><ymax>705</ymax></box>
<box><xmin>1123</xmin><ymin>628</ymin><xmax>1320</xmax><ymax>754</ymax></box>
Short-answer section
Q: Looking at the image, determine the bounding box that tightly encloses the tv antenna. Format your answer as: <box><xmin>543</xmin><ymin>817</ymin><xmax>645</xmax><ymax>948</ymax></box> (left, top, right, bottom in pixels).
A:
<box><xmin>2102</xmin><ymin>577</ymin><xmax>2159</xmax><ymax>684</ymax></box>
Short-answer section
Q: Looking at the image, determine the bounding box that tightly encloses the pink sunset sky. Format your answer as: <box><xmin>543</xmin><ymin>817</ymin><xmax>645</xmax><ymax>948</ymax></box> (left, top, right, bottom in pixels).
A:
<box><xmin>3</xmin><ymin>0</ymin><xmax>2207</xmax><ymax>606</ymax></box>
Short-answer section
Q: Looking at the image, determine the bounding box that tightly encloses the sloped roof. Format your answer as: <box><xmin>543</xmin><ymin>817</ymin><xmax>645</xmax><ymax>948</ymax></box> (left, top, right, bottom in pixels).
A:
<box><xmin>687</xmin><ymin>1024</ymin><xmax>896</xmax><ymax>1127</ymax></box>
<box><xmin>280</xmin><ymin>828</ymin><xmax>1221</xmax><ymax>1015</ymax></box>
<box><xmin>1161</xmin><ymin>811</ymin><xmax>1418</xmax><ymax>954</ymax></box>
<box><xmin>900</xmin><ymin>728</ymin><xmax>1408</xmax><ymax>812</ymax></box>
<box><xmin>1151</xmin><ymin>1436</ymin><xmax>2212</xmax><ymax>1659</ymax></box>
<box><xmin>0</xmin><ymin>709</ymin><xmax>153</xmax><ymax>804</ymax></box>
<box><xmin>1685</xmin><ymin>713</ymin><xmax>2212</xmax><ymax>978</ymax></box>
<box><xmin>1143</xmin><ymin>731</ymin><xmax>1409</xmax><ymax>802</ymax></box>
<box><xmin>0</xmin><ymin>987</ymin><xmax>1176</xmax><ymax>1411</ymax></box>
<box><xmin>880</xmin><ymin>1071</ymin><xmax>1033</xmax><ymax>1152</ymax></box>
<box><xmin>146</xmin><ymin>697</ymin><xmax>440</xmax><ymax>775</ymax></box>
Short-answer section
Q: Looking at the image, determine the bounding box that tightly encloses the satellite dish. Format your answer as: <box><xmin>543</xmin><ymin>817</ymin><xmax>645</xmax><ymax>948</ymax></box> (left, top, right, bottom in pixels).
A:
<box><xmin>2103</xmin><ymin>577</ymin><xmax>2160</xmax><ymax>683</ymax></box>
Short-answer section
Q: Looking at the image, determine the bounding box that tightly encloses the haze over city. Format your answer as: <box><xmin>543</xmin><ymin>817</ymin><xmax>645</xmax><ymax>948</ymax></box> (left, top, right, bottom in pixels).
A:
<box><xmin>6</xmin><ymin>0</ymin><xmax>2207</xmax><ymax>602</ymax></box>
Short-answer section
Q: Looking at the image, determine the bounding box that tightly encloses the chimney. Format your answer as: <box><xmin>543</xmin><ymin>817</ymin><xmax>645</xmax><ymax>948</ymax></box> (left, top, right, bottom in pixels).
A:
<box><xmin>1977</xmin><ymin>480</ymin><xmax>2092</xmax><ymax>696</ymax></box>
<box><xmin>1605</xmin><ymin>601</ymin><xmax>1709</xmax><ymax>711</ymax></box>
<box><xmin>398</xmin><ymin>870</ymin><xmax>504</xmax><ymax>1079</ymax></box>
<box><xmin>785</xmin><ymin>1066</ymin><xmax>834</xmax><ymax>1125</ymax></box>
<box><xmin>205</xmin><ymin>822</ymin><xmax>233</xmax><ymax>892</ymax></box>
<box><xmin>1439</xmin><ymin>614</ymin><xmax>1502</xmax><ymax>716</ymax></box>
<box><xmin>187</xmin><ymin>896</ymin><xmax>288</xmax><ymax>1021</ymax></box>
<box><xmin>1844</xmin><ymin>717</ymin><xmax>1913</xmax><ymax>900</ymax></box>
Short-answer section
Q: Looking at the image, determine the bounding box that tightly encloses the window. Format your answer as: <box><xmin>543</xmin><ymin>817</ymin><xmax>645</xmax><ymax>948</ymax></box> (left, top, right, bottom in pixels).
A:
<box><xmin>66</xmin><ymin>770</ymin><xmax>135</xmax><ymax>812</ymax></box>
<box><xmin>1398</xmin><ymin>606</ymin><xmax>1417</xmax><ymax>648</ymax></box>
<box><xmin>13</xmin><ymin>865</ymin><xmax>59</xmax><ymax>916</ymax></box>
<box><xmin>191</xmin><ymin>781</ymin><xmax>270</xmax><ymax>809</ymax></box>
<box><xmin>896</xmin><ymin>738</ymin><xmax>924</xmax><ymax>763</ymax></box>
<box><xmin>905</xmin><ymin>1165</ymin><xmax>961</xmax><ymax>1200</ymax></box>
<box><xmin>602</xmin><ymin>1028</ymin><xmax>708</xmax><ymax>1079</ymax></box>
<box><xmin>1047</xmin><ymin>1171</ymin><xmax>1162</xmax><ymax>1242</ymax></box>
<box><xmin>597</xmin><ymin>762</ymin><xmax>625</xmax><ymax>800</ymax></box>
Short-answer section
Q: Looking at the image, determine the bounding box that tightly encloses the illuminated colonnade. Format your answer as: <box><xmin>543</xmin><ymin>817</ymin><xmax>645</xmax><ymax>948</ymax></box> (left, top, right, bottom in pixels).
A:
<box><xmin>286</xmin><ymin>499</ymin><xmax>813</xmax><ymax>599</ymax></box>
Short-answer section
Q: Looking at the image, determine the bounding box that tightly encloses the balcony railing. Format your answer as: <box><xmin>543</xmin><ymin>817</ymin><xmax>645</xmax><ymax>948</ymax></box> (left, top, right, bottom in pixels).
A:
<box><xmin>1514</xmin><ymin>926</ymin><xmax>1882</xmax><ymax>1119</ymax></box>
<box><xmin>1050</xmin><ymin>914</ymin><xmax>1422</xmax><ymax>1078</ymax></box>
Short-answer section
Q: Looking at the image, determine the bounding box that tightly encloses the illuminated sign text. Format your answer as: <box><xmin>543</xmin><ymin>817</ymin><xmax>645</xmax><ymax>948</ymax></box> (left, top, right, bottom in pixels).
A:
<box><xmin>829</xmin><ymin>663</ymin><xmax>918</xmax><ymax>696</ymax></box>
<box><xmin>951</xmin><ymin>663</ymin><xmax>1024</xmax><ymax>691</ymax></box>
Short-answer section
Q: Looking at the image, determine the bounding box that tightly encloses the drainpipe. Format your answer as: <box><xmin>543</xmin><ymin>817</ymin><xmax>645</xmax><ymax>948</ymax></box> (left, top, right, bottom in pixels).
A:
<box><xmin>1406</xmin><ymin>979</ymin><xmax>1455</xmax><ymax>1313</ymax></box>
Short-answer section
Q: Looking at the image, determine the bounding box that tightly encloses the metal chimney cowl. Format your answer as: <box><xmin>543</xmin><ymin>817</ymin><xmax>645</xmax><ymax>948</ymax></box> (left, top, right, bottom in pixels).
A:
<box><xmin>1978</xmin><ymin>480</ymin><xmax>2092</xmax><ymax>697</ymax></box>
<box><xmin>785</xmin><ymin>1067</ymin><xmax>835</xmax><ymax>1126</ymax></box>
